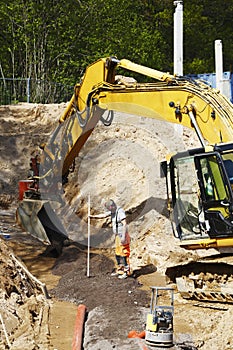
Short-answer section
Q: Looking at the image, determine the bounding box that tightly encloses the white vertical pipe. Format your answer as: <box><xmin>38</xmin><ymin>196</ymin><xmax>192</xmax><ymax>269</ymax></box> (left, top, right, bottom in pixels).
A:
<box><xmin>87</xmin><ymin>194</ymin><xmax>90</xmax><ymax>277</ymax></box>
<box><xmin>174</xmin><ymin>0</ymin><xmax>183</xmax><ymax>76</ymax></box>
<box><xmin>215</xmin><ymin>39</ymin><xmax>223</xmax><ymax>93</ymax></box>
<box><xmin>173</xmin><ymin>1</ymin><xmax>183</xmax><ymax>136</ymax></box>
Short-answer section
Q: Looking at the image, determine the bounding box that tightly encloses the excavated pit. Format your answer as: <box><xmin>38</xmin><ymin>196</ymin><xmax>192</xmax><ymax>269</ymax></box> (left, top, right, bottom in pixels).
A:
<box><xmin>2</xmin><ymin>103</ymin><xmax>233</xmax><ymax>349</ymax></box>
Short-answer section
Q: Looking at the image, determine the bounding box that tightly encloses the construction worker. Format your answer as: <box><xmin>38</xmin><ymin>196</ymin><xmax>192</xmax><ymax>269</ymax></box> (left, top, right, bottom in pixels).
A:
<box><xmin>89</xmin><ymin>199</ymin><xmax>131</xmax><ymax>279</ymax></box>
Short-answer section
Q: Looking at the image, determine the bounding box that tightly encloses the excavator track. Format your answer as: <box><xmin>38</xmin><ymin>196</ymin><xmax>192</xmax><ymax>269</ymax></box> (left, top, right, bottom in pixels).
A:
<box><xmin>166</xmin><ymin>258</ymin><xmax>233</xmax><ymax>304</ymax></box>
<box><xmin>175</xmin><ymin>276</ymin><xmax>233</xmax><ymax>303</ymax></box>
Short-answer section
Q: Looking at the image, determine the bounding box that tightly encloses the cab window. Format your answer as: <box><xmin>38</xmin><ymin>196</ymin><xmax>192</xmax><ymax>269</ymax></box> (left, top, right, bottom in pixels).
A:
<box><xmin>198</xmin><ymin>155</ymin><xmax>230</xmax><ymax>202</ymax></box>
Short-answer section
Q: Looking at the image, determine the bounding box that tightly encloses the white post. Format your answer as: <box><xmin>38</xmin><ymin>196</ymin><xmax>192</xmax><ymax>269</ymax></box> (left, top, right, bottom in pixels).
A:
<box><xmin>173</xmin><ymin>0</ymin><xmax>183</xmax><ymax>136</ymax></box>
<box><xmin>174</xmin><ymin>0</ymin><xmax>183</xmax><ymax>76</ymax></box>
<box><xmin>87</xmin><ymin>194</ymin><xmax>90</xmax><ymax>277</ymax></box>
<box><xmin>215</xmin><ymin>39</ymin><xmax>223</xmax><ymax>94</ymax></box>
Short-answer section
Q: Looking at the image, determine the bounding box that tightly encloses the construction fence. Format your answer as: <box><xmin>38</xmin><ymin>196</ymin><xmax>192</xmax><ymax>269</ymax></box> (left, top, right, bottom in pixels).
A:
<box><xmin>1</xmin><ymin>73</ymin><xmax>232</xmax><ymax>106</ymax></box>
<box><xmin>0</xmin><ymin>78</ymin><xmax>74</xmax><ymax>105</ymax></box>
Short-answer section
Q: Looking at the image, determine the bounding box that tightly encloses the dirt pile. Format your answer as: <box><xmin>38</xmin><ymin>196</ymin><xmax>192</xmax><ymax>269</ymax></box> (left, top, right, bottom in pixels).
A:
<box><xmin>0</xmin><ymin>103</ymin><xmax>66</xmax><ymax>197</ymax></box>
<box><xmin>50</xmin><ymin>242</ymin><xmax>153</xmax><ymax>349</ymax></box>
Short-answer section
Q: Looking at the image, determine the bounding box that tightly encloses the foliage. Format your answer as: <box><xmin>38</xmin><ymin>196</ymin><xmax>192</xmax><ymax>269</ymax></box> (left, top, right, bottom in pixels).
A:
<box><xmin>0</xmin><ymin>0</ymin><xmax>232</xmax><ymax>86</ymax></box>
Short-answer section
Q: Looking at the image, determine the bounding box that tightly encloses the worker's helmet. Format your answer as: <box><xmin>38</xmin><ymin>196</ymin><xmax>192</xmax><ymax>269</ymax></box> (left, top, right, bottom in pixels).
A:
<box><xmin>105</xmin><ymin>199</ymin><xmax>116</xmax><ymax>211</ymax></box>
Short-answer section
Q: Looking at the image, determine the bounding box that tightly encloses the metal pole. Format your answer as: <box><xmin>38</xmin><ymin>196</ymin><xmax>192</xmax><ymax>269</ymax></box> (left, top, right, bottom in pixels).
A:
<box><xmin>173</xmin><ymin>0</ymin><xmax>183</xmax><ymax>136</ymax></box>
<box><xmin>27</xmin><ymin>78</ymin><xmax>30</xmax><ymax>103</ymax></box>
<box><xmin>215</xmin><ymin>39</ymin><xmax>223</xmax><ymax>94</ymax></box>
<box><xmin>87</xmin><ymin>194</ymin><xmax>90</xmax><ymax>277</ymax></box>
<box><xmin>173</xmin><ymin>0</ymin><xmax>183</xmax><ymax>76</ymax></box>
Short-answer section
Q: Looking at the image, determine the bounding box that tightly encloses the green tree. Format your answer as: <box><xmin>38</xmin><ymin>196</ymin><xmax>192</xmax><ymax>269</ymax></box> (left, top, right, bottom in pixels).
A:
<box><xmin>184</xmin><ymin>0</ymin><xmax>233</xmax><ymax>73</ymax></box>
<box><xmin>0</xmin><ymin>0</ymin><xmax>232</xmax><ymax>86</ymax></box>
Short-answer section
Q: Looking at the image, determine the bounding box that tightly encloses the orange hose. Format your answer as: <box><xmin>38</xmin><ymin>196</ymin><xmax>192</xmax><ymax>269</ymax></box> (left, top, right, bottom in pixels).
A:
<box><xmin>72</xmin><ymin>304</ymin><xmax>87</xmax><ymax>350</ymax></box>
<box><xmin>128</xmin><ymin>330</ymin><xmax>148</xmax><ymax>350</ymax></box>
<box><xmin>128</xmin><ymin>330</ymin><xmax>145</xmax><ymax>339</ymax></box>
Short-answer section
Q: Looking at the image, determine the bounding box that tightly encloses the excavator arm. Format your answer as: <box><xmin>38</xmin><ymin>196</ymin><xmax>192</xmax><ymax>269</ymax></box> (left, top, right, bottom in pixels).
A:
<box><xmin>17</xmin><ymin>57</ymin><xmax>233</xmax><ymax>253</ymax></box>
<box><xmin>40</xmin><ymin>57</ymin><xmax>233</xmax><ymax>182</ymax></box>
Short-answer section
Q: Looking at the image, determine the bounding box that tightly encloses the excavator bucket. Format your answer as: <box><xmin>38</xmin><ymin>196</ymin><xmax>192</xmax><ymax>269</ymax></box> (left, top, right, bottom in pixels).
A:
<box><xmin>16</xmin><ymin>199</ymin><xmax>68</xmax><ymax>255</ymax></box>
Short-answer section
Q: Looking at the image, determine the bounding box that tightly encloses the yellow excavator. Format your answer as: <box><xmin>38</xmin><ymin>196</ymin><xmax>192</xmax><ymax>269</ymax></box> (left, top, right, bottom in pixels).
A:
<box><xmin>17</xmin><ymin>56</ymin><xmax>233</xmax><ymax>259</ymax></box>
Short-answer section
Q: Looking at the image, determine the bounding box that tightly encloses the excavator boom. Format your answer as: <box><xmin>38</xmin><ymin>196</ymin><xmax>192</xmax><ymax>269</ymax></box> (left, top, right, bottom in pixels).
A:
<box><xmin>16</xmin><ymin>57</ymin><xmax>233</xmax><ymax>254</ymax></box>
<box><xmin>56</xmin><ymin>57</ymin><xmax>233</xmax><ymax>177</ymax></box>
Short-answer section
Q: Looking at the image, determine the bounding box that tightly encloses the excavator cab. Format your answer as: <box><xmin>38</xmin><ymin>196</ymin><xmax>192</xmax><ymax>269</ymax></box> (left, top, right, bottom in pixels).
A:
<box><xmin>167</xmin><ymin>143</ymin><xmax>233</xmax><ymax>249</ymax></box>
